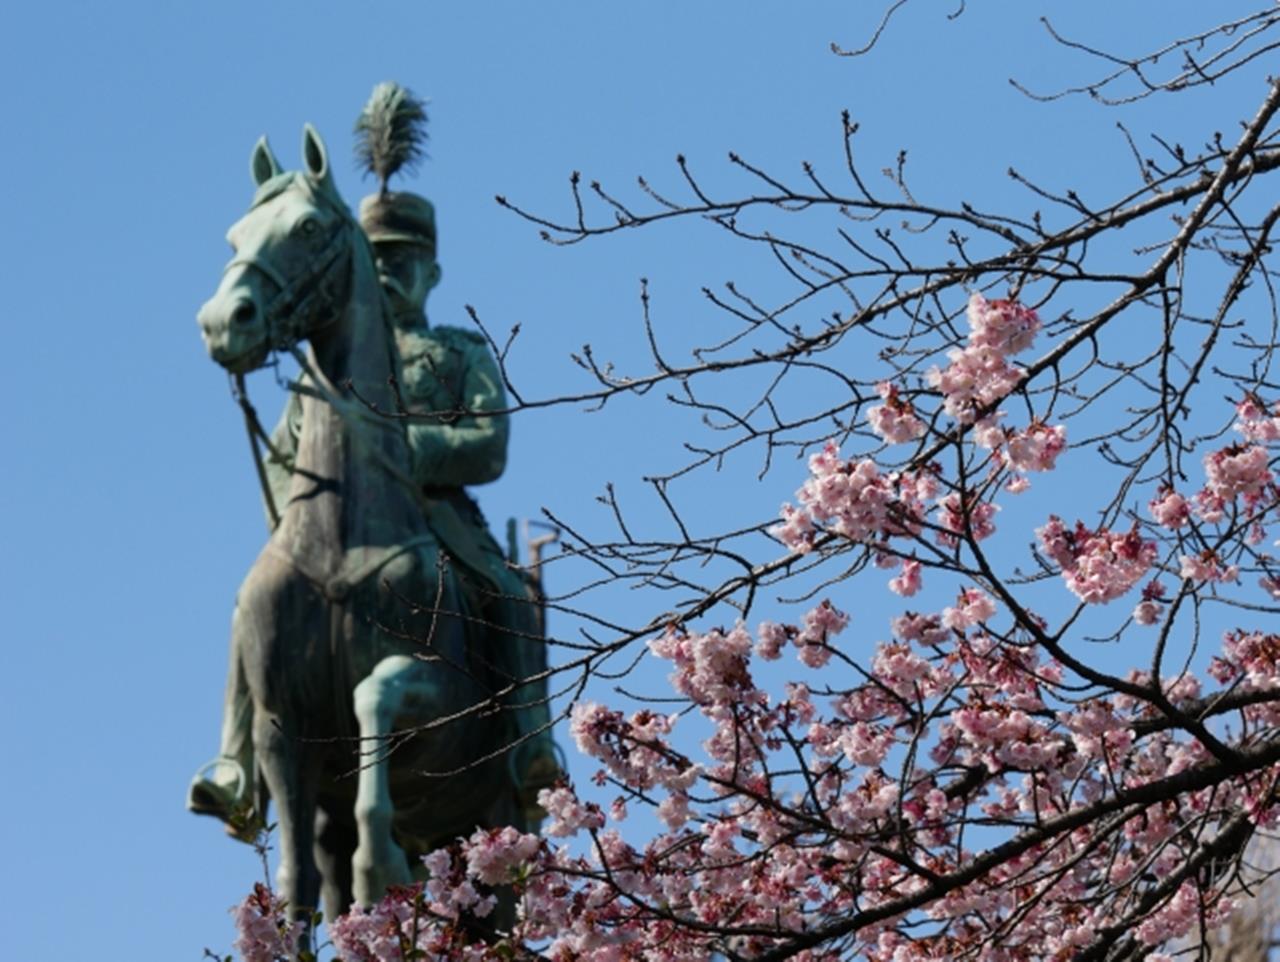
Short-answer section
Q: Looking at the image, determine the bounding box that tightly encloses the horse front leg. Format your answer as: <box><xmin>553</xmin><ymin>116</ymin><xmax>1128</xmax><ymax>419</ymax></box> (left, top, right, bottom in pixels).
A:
<box><xmin>254</xmin><ymin>709</ymin><xmax>321</xmax><ymax>955</ymax></box>
<box><xmin>351</xmin><ymin>654</ymin><xmax>423</xmax><ymax>905</ymax></box>
<box><xmin>314</xmin><ymin>804</ymin><xmax>357</xmax><ymax>925</ymax></box>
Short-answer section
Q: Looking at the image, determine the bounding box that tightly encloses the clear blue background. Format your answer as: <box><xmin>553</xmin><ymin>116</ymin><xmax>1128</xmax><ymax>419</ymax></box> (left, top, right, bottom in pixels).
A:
<box><xmin>0</xmin><ymin>3</ymin><xmax>1266</xmax><ymax>958</ymax></box>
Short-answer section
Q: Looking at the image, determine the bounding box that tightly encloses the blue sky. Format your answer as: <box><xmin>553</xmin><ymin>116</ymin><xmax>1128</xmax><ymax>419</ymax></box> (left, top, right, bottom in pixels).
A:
<box><xmin>1</xmin><ymin>2</ymin><xmax>1269</xmax><ymax>958</ymax></box>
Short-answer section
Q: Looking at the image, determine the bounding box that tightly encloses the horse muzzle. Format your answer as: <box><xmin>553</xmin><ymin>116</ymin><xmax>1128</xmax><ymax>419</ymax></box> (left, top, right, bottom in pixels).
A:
<box><xmin>198</xmin><ymin>295</ymin><xmax>271</xmax><ymax>373</ymax></box>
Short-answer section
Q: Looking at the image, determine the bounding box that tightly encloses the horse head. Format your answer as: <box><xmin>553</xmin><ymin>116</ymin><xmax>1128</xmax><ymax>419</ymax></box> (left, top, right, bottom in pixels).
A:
<box><xmin>198</xmin><ymin>125</ymin><xmax>353</xmax><ymax>373</ymax></box>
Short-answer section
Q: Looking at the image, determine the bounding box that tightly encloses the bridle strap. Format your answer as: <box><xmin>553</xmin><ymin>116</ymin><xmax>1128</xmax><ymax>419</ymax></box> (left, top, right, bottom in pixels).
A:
<box><xmin>222</xmin><ymin>182</ymin><xmax>354</xmax><ymax>351</ymax></box>
<box><xmin>224</xmin><ymin>253</ymin><xmax>288</xmax><ymax>291</ymax></box>
<box><xmin>263</xmin><ymin>220</ymin><xmax>351</xmax><ymax>348</ymax></box>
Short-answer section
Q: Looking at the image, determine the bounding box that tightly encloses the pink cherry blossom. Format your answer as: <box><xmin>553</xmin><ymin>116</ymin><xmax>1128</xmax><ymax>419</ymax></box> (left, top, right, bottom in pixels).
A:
<box><xmin>1004</xmin><ymin>473</ymin><xmax>1031</xmax><ymax>494</ymax></box>
<box><xmin>941</xmin><ymin>587</ymin><xmax>998</xmax><ymax>630</ymax></box>
<box><xmin>936</xmin><ymin>491</ymin><xmax>999</xmax><ymax>545</ymax></box>
<box><xmin>1235</xmin><ymin>394</ymin><xmax>1280</xmax><ymax>442</ymax></box>
<box><xmin>538</xmin><ymin>785</ymin><xmax>605</xmax><ymax>837</ymax></box>
<box><xmin>1133</xmin><ymin>599</ymin><xmax>1162</xmax><ymax>626</ymax></box>
<box><xmin>803</xmin><ymin>598</ymin><xmax>850</xmax><ymax>638</ymax></box>
<box><xmin>966</xmin><ymin>291</ymin><xmax>1041</xmax><ymax>355</ymax></box>
<box><xmin>867</xmin><ymin>380</ymin><xmax>928</xmax><ymax>444</ymax></box>
<box><xmin>656</xmin><ymin>791</ymin><xmax>690</xmax><ymax>829</ymax></box>
<box><xmin>838</xmin><ymin>721</ymin><xmax>895</xmax><ymax>766</ymax></box>
<box><xmin>1204</xmin><ymin>443</ymin><xmax>1273</xmax><ymax>500</ymax></box>
<box><xmin>1179</xmin><ymin>552</ymin><xmax>1239</xmax><ymax>583</ymax></box>
<box><xmin>229</xmin><ymin>884</ymin><xmax>304</xmax><ymax>962</ymax></box>
<box><xmin>973</xmin><ymin>413</ymin><xmax>1006</xmax><ymax>449</ymax></box>
<box><xmin>1149</xmin><ymin>487</ymin><xmax>1190</xmax><ymax>529</ymax></box>
<box><xmin>927</xmin><ymin>343</ymin><xmax>1026</xmax><ymax>423</ymax></box>
<box><xmin>329</xmin><ymin>885</ymin><xmax>426</xmax><ymax>962</ymax></box>
<box><xmin>891</xmin><ymin>611</ymin><xmax>950</xmax><ymax>646</ymax></box>
<box><xmin>1062</xmin><ymin>697</ymin><xmax>1135</xmax><ymax>759</ymax></box>
<box><xmin>1214</xmin><ymin>630</ymin><xmax>1280</xmax><ymax>689</ymax></box>
<box><xmin>773</xmin><ymin>442</ymin><xmax>937</xmax><ymax>552</ymax></box>
<box><xmin>773</xmin><ymin>501</ymin><xmax>815</xmax><ymax>553</ymax></box>
<box><xmin>1135</xmin><ymin>580</ymin><xmax>1167</xmax><ymax>624</ymax></box>
<box><xmin>1003</xmin><ymin>421</ymin><xmax>1067</xmax><ymax>473</ymax></box>
<box><xmin>1191</xmin><ymin>486</ymin><xmax>1227</xmax><ymax>523</ymax></box>
<box><xmin>462</xmin><ymin>826</ymin><xmax>542</xmax><ymax>886</ymax></box>
<box><xmin>888</xmin><ymin>557</ymin><xmax>922</xmax><ymax>596</ymax></box>
<box><xmin>755</xmin><ymin>620</ymin><xmax>787</xmax><ymax>660</ymax></box>
<box><xmin>925</xmin><ymin>294</ymin><xmax>1040</xmax><ymax>423</ymax></box>
<box><xmin>307</xmin><ymin>592</ymin><xmax>1279</xmax><ymax>962</ymax></box>
<box><xmin>1036</xmin><ymin>516</ymin><xmax>1157</xmax><ymax>604</ymax></box>
<box><xmin>1137</xmin><ymin>882</ymin><xmax>1233</xmax><ymax>946</ymax></box>
<box><xmin>648</xmin><ymin>622</ymin><xmax>760</xmax><ymax>708</ymax></box>
<box><xmin>871</xmin><ymin>641</ymin><xmax>938</xmax><ymax>698</ymax></box>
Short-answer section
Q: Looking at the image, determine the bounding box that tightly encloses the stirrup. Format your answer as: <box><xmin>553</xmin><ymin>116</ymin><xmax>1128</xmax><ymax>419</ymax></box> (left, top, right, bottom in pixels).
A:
<box><xmin>187</xmin><ymin>757</ymin><xmax>264</xmax><ymax>845</ymax></box>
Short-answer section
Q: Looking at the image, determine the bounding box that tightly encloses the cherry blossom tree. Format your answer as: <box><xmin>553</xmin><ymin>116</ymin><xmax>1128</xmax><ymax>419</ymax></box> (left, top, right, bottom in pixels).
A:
<box><xmin>230</xmin><ymin>5</ymin><xmax>1280</xmax><ymax>961</ymax></box>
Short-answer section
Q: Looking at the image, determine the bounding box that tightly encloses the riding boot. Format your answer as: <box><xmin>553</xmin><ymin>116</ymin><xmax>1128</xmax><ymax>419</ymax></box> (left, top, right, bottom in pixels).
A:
<box><xmin>187</xmin><ymin>646</ymin><xmax>262</xmax><ymax>843</ymax></box>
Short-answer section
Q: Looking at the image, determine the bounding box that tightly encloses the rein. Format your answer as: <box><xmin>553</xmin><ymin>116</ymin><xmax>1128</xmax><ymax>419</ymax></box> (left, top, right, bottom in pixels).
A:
<box><xmin>232</xmin><ymin>372</ymin><xmax>283</xmax><ymax>529</ymax></box>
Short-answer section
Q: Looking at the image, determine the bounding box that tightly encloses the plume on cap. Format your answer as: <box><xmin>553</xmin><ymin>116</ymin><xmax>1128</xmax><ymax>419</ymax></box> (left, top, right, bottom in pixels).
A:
<box><xmin>354</xmin><ymin>81</ymin><xmax>429</xmax><ymax>195</ymax></box>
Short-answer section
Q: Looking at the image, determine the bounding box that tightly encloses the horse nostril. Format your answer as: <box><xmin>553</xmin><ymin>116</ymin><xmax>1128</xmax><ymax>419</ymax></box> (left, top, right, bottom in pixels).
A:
<box><xmin>232</xmin><ymin>300</ymin><xmax>257</xmax><ymax>326</ymax></box>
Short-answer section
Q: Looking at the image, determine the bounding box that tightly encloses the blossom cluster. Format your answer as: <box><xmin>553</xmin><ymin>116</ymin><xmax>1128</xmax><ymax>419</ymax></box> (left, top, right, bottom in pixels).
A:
<box><xmin>1150</xmin><ymin>397</ymin><xmax>1278</xmax><ymax>532</ymax></box>
<box><xmin>229</xmin><ymin>883</ymin><xmax>305</xmax><ymax>962</ymax></box>
<box><xmin>867</xmin><ymin>380</ymin><xmax>928</xmax><ymax>445</ymax></box>
<box><xmin>926</xmin><ymin>293</ymin><xmax>1040</xmax><ymax>423</ymax></box>
<box><xmin>935</xmin><ymin>491</ymin><xmax>998</xmax><ymax>546</ymax></box>
<box><xmin>1036</xmin><ymin>516</ymin><xmax>1157</xmax><ymax>604</ymax></box>
<box><xmin>1235</xmin><ymin>394</ymin><xmax>1280</xmax><ymax>443</ymax></box>
<box><xmin>1140</xmin><ymin>394</ymin><xmax>1280</xmax><ymax>612</ymax></box>
<box><xmin>328</xmin><ymin>830</ymin><xmax>546</xmax><ymax>961</ymax></box>
<box><xmin>328</xmin><ymin>880</ymin><xmax>500</xmax><ymax>962</ymax></box>
<box><xmin>772</xmin><ymin>440</ymin><xmax>938</xmax><ymax>554</ymax></box>
<box><xmin>968</xmin><ymin>413</ymin><xmax>1069</xmax><ymax>495</ymax></box>
<box><xmin>782</xmin><ymin>295</ymin><xmax>1073</xmax><ymax>598</ymax></box>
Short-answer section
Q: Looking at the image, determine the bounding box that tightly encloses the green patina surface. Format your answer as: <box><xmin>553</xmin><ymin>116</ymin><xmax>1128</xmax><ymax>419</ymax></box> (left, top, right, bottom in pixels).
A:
<box><xmin>190</xmin><ymin>90</ymin><xmax>559</xmax><ymax>939</ymax></box>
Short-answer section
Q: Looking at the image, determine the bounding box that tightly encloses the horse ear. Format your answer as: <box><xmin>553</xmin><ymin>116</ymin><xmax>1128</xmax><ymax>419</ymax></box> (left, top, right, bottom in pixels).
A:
<box><xmin>250</xmin><ymin>136</ymin><xmax>282</xmax><ymax>186</ymax></box>
<box><xmin>301</xmin><ymin>123</ymin><xmax>333</xmax><ymax>187</ymax></box>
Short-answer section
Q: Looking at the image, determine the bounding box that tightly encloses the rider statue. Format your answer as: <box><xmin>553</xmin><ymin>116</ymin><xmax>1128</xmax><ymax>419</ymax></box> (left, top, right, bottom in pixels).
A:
<box><xmin>189</xmin><ymin>87</ymin><xmax>559</xmax><ymax>842</ymax></box>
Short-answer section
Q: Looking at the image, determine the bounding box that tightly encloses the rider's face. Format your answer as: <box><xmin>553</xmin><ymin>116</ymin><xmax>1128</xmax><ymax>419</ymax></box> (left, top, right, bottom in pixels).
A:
<box><xmin>374</xmin><ymin>242</ymin><xmax>440</xmax><ymax>320</ymax></box>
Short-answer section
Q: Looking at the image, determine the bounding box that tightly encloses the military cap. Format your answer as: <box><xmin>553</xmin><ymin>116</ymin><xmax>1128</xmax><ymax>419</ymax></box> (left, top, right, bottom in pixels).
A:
<box><xmin>359</xmin><ymin>191</ymin><xmax>437</xmax><ymax>254</ymax></box>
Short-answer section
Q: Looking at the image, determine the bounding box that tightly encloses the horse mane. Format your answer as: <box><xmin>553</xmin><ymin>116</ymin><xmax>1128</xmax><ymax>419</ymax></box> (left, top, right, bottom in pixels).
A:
<box><xmin>344</xmin><ymin>213</ymin><xmax>403</xmax><ymax>386</ymax></box>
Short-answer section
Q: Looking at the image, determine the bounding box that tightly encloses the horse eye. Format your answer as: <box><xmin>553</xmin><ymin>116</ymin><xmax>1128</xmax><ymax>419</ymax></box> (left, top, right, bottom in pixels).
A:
<box><xmin>296</xmin><ymin>218</ymin><xmax>318</xmax><ymax>236</ymax></box>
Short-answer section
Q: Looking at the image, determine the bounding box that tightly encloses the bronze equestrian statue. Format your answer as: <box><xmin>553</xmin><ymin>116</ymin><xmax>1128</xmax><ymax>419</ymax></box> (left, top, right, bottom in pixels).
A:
<box><xmin>192</xmin><ymin>98</ymin><xmax>557</xmax><ymax>938</ymax></box>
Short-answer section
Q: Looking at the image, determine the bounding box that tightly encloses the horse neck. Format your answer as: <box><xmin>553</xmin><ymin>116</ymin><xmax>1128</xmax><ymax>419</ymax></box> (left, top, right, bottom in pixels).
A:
<box><xmin>282</xmin><ymin>235</ymin><xmax>424</xmax><ymax>560</ymax></box>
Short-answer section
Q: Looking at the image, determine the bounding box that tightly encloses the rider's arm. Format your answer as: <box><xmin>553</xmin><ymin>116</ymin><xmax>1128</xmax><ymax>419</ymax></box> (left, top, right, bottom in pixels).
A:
<box><xmin>407</xmin><ymin>334</ymin><xmax>509</xmax><ymax>488</ymax></box>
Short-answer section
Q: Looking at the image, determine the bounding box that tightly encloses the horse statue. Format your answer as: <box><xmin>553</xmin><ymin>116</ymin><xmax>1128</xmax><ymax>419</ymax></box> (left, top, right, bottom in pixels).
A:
<box><xmin>196</xmin><ymin>125</ymin><xmax>524</xmax><ymax>935</ymax></box>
